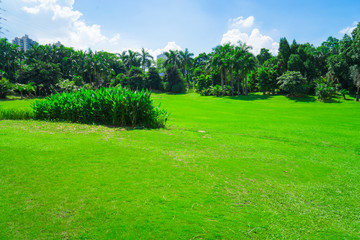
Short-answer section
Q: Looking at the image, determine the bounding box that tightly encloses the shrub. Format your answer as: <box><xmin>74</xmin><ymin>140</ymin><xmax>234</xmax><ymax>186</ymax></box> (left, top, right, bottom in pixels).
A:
<box><xmin>128</xmin><ymin>66</ymin><xmax>145</xmax><ymax>90</ymax></box>
<box><xmin>315</xmin><ymin>83</ymin><xmax>336</xmax><ymax>101</ymax></box>
<box><xmin>277</xmin><ymin>71</ymin><xmax>307</xmax><ymax>96</ymax></box>
<box><xmin>170</xmin><ymin>82</ymin><xmax>185</xmax><ymax>93</ymax></box>
<box><xmin>32</xmin><ymin>87</ymin><xmax>168</xmax><ymax>128</ymax></box>
<box><xmin>146</xmin><ymin>67</ymin><xmax>162</xmax><ymax>90</ymax></box>
<box><xmin>200</xmin><ymin>88</ymin><xmax>212</xmax><ymax>96</ymax></box>
<box><xmin>195</xmin><ymin>74</ymin><xmax>212</xmax><ymax>93</ymax></box>
<box><xmin>56</xmin><ymin>79</ymin><xmax>78</xmax><ymax>93</ymax></box>
<box><xmin>339</xmin><ymin>89</ymin><xmax>349</xmax><ymax>100</ymax></box>
<box><xmin>164</xmin><ymin>66</ymin><xmax>186</xmax><ymax>93</ymax></box>
<box><xmin>17</xmin><ymin>60</ymin><xmax>61</xmax><ymax>95</ymax></box>
<box><xmin>13</xmin><ymin>82</ymin><xmax>36</xmax><ymax>98</ymax></box>
<box><xmin>0</xmin><ymin>78</ymin><xmax>12</xmax><ymax>99</ymax></box>
<box><xmin>224</xmin><ymin>85</ymin><xmax>233</xmax><ymax>96</ymax></box>
<box><xmin>210</xmin><ymin>85</ymin><xmax>222</xmax><ymax>97</ymax></box>
<box><xmin>111</xmin><ymin>73</ymin><xmax>128</xmax><ymax>87</ymax></box>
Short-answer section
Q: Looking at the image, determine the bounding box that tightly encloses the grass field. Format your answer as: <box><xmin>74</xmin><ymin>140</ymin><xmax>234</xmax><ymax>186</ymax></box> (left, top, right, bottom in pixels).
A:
<box><xmin>1</xmin><ymin>93</ymin><xmax>360</xmax><ymax>239</ymax></box>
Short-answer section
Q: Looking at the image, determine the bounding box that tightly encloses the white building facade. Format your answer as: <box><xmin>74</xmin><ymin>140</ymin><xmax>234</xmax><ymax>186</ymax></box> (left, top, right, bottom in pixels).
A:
<box><xmin>12</xmin><ymin>35</ymin><xmax>38</xmax><ymax>51</ymax></box>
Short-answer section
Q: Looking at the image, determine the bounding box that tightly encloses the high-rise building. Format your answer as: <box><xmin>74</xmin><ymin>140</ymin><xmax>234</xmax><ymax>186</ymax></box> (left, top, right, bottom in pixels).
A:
<box><xmin>12</xmin><ymin>35</ymin><xmax>38</xmax><ymax>51</ymax></box>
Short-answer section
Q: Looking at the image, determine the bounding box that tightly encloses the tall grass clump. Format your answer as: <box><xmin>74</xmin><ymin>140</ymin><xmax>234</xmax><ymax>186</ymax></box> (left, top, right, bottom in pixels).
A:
<box><xmin>0</xmin><ymin>108</ymin><xmax>34</xmax><ymax>120</ymax></box>
<box><xmin>32</xmin><ymin>87</ymin><xmax>168</xmax><ymax>128</ymax></box>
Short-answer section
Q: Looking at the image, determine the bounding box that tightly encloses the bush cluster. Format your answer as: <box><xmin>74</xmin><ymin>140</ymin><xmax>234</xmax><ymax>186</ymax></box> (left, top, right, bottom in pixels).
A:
<box><xmin>32</xmin><ymin>87</ymin><xmax>168</xmax><ymax>128</ymax></box>
<box><xmin>200</xmin><ymin>85</ymin><xmax>234</xmax><ymax>97</ymax></box>
<box><xmin>315</xmin><ymin>83</ymin><xmax>336</xmax><ymax>101</ymax></box>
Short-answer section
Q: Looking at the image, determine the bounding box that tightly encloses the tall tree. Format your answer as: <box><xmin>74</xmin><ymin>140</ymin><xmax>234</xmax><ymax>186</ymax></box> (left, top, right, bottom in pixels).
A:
<box><xmin>126</xmin><ymin>50</ymin><xmax>141</xmax><ymax>70</ymax></box>
<box><xmin>164</xmin><ymin>50</ymin><xmax>180</xmax><ymax>68</ymax></box>
<box><xmin>350</xmin><ymin>65</ymin><xmax>360</xmax><ymax>101</ymax></box>
<box><xmin>287</xmin><ymin>54</ymin><xmax>304</xmax><ymax>73</ymax></box>
<box><xmin>179</xmin><ymin>48</ymin><xmax>194</xmax><ymax>82</ymax></box>
<box><xmin>235</xmin><ymin>42</ymin><xmax>255</xmax><ymax>95</ymax></box>
<box><xmin>256</xmin><ymin>48</ymin><xmax>272</xmax><ymax>66</ymax></box>
<box><xmin>290</xmin><ymin>40</ymin><xmax>299</xmax><ymax>54</ymax></box>
<box><xmin>140</xmin><ymin>48</ymin><xmax>153</xmax><ymax>72</ymax></box>
<box><xmin>278</xmin><ymin>37</ymin><xmax>291</xmax><ymax>74</ymax></box>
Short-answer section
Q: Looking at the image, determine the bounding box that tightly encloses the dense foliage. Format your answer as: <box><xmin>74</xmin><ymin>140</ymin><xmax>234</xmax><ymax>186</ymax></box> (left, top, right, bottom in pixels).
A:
<box><xmin>316</xmin><ymin>83</ymin><xmax>337</xmax><ymax>101</ymax></box>
<box><xmin>0</xmin><ymin>78</ymin><xmax>12</xmax><ymax>98</ymax></box>
<box><xmin>163</xmin><ymin>66</ymin><xmax>186</xmax><ymax>93</ymax></box>
<box><xmin>277</xmin><ymin>71</ymin><xmax>307</xmax><ymax>96</ymax></box>
<box><xmin>1</xmin><ymin>22</ymin><xmax>360</xmax><ymax>100</ymax></box>
<box><xmin>32</xmin><ymin>87</ymin><xmax>168</xmax><ymax>128</ymax></box>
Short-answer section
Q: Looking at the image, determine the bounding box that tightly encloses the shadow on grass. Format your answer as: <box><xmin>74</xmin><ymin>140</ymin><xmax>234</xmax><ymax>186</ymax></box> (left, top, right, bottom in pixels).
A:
<box><xmin>0</xmin><ymin>98</ymin><xmax>19</xmax><ymax>102</ymax></box>
<box><xmin>0</xmin><ymin>95</ymin><xmax>42</xmax><ymax>102</ymax></box>
<box><xmin>287</xmin><ymin>95</ymin><xmax>345</xmax><ymax>103</ymax></box>
<box><xmin>165</xmin><ymin>92</ymin><xmax>187</xmax><ymax>95</ymax></box>
<box><xmin>322</xmin><ymin>99</ymin><xmax>342</xmax><ymax>103</ymax></box>
<box><xmin>227</xmin><ymin>94</ymin><xmax>273</xmax><ymax>101</ymax></box>
<box><xmin>286</xmin><ymin>95</ymin><xmax>317</xmax><ymax>103</ymax></box>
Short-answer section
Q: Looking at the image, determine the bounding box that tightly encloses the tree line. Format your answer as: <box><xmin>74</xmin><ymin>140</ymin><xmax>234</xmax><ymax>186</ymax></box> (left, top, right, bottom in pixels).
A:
<box><xmin>1</xmin><ymin>22</ymin><xmax>360</xmax><ymax>101</ymax></box>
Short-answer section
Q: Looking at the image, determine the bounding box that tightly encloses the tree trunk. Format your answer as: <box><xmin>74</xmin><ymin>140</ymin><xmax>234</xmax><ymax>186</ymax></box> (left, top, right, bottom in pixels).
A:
<box><xmin>223</xmin><ymin>70</ymin><xmax>227</xmax><ymax>96</ymax></box>
<box><xmin>230</xmin><ymin>69</ymin><xmax>234</xmax><ymax>96</ymax></box>
<box><xmin>184</xmin><ymin>65</ymin><xmax>187</xmax><ymax>81</ymax></box>
<box><xmin>236</xmin><ymin>74</ymin><xmax>240</xmax><ymax>96</ymax></box>
<box><xmin>357</xmin><ymin>86</ymin><xmax>359</xmax><ymax>102</ymax></box>
<box><xmin>244</xmin><ymin>74</ymin><xmax>248</xmax><ymax>95</ymax></box>
<box><xmin>221</xmin><ymin>71</ymin><xmax>224</xmax><ymax>96</ymax></box>
<box><xmin>241</xmin><ymin>77</ymin><xmax>245</xmax><ymax>95</ymax></box>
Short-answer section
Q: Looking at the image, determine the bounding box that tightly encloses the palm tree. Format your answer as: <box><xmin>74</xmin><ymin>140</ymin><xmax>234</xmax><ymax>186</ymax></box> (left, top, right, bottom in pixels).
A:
<box><xmin>119</xmin><ymin>50</ymin><xmax>128</xmax><ymax>63</ymax></box>
<box><xmin>140</xmin><ymin>48</ymin><xmax>153</xmax><ymax>72</ymax></box>
<box><xmin>242</xmin><ymin>52</ymin><xmax>256</xmax><ymax>95</ymax></box>
<box><xmin>179</xmin><ymin>48</ymin><xmax>194</xmax><ymax>81</ymax></box>
<box><xmin>126</xmin><ymin>50</ymin><xmax>141</xmax><ymax>70</ymax></box>
<box><xmin>211</xmin><ymin>43</ymin><xmax>232</xmax><ymax>95</ymax></box>
<box><xmin>164</xmin><ymin>50</ymin><xmax>180</xmax><ymax>68</ymax></box>
<box><xmin>232</xmin><ymin>42</ymin><xmax>255</xmax><ymax>95</ymax></box>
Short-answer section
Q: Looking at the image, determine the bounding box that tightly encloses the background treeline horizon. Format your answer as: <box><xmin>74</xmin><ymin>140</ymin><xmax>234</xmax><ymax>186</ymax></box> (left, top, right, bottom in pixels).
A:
<box><xmin>1</xmin><ymin>22</ymin><xmax>360</xmax><ymax>101</ymax></box>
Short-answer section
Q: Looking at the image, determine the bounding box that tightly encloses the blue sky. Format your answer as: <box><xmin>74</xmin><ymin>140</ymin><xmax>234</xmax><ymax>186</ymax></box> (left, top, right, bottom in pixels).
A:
<box><xmin>2</xmin><ymin>0</ymin><xmax>359</xmax><ymax>57</ymax></box>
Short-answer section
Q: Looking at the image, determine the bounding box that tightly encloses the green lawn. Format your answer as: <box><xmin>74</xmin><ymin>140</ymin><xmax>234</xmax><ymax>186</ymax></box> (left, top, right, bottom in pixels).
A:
<box><xmin>1</xmin><ymin>93</ymin><xmax>360</xmax><ymax>239</ymax></box>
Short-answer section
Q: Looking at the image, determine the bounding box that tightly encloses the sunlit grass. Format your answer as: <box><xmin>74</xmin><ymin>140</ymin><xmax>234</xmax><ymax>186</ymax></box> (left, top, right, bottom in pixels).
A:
<box><xmin>0</xmin><ymin>93</ymin><xmax>359</xmax><ymax>239</ymax></box>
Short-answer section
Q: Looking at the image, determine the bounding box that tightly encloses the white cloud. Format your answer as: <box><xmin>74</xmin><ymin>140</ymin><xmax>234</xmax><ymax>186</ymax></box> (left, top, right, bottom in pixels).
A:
<box><xmin>229</xmin><ymin>16</ymin><xmax>255</xmax><ymax>29</ymax></box>
<box><xmin>109</xmin><ymin>34</ymin><xmax>121</xmax><ymax>45</ymax></box>
<box><xmin>150</xmin><ymin>41</ymin><xmax>183</xmax><ymax>59</ymax></box>
<box><xmin>22</xmin><ymin>6</ymin><xmax>41</xmax><ymax>14</ymax></box>
<box><xmin>118</xmin><ymin>41</ymin><xmax>183</xmax><ymax>60</ymax></box>
<box><xmin>339</xmin><ymin>21</ymin><xmax>358</xmax><ymax>35</ymax></box>
<box><xmin>21</xmin><ymin>0</ymin><xmax>123</xmax><ymax>50</ymax></box>
<box><xmin>221</xmin><ymin>16</ymin><xmax>278</xmax><ymax>55</ymax></box>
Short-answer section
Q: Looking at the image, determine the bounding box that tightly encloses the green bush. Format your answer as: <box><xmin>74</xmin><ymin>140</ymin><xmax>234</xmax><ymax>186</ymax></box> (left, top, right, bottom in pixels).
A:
<box><xmin>171</xmin><ymin>82</ymin><xmax>186</xmax><ymax>93</ymax></box>
<box><xmin>211</xmin><ymin>85</ymin><xmax>222</xmax><ymax>97</ymax></box>
<box><xmin>56</xmin><ymin>79</ymin><xmax>79</xmax><ymax>93</ymax></box>
<box><xmin>195</xmin><ymin>74</ymin><xmax>212</xmax><ymax>93</ymax></box>
<box><xmin>277</xmin><ymin>71</ymin><xmax>307</xmax><ymax>96</ymax></box>
<box><xmin>164</xmin><ymin>66</ymin><xmax>186</xmax><ymax>93</ymax></box>
<box><xmin>13</xmin><ymin>82</ymin><xmax>36</xmax><ymax>98</ymax></box>
<box><xmin>146</xmin><ymin>67</ymin><xmax>162</xmax><ymax>90</ymax></box>
<box><xmin>32</xmin><ymin>87</ymin><xmax>168</xmax><ymax>128</ymax></box>
<box><xmin>0</xmin><ymin>78</ymin><xmax>13</xmax><ymax>99</ymax></box>
<box><xmin>315</xmin><ymin>83</ymin><xmax>336</xmax><ymax>101</ymax></box>
<box><xmin>200</xmin><ymin>88</ymin><xmax>212</xmax><ymax>96</ymax></box>
<box><xmin>339</xmin><ymin>89</ymin><xmax>349</xmax><ymax>100</ymax></box>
